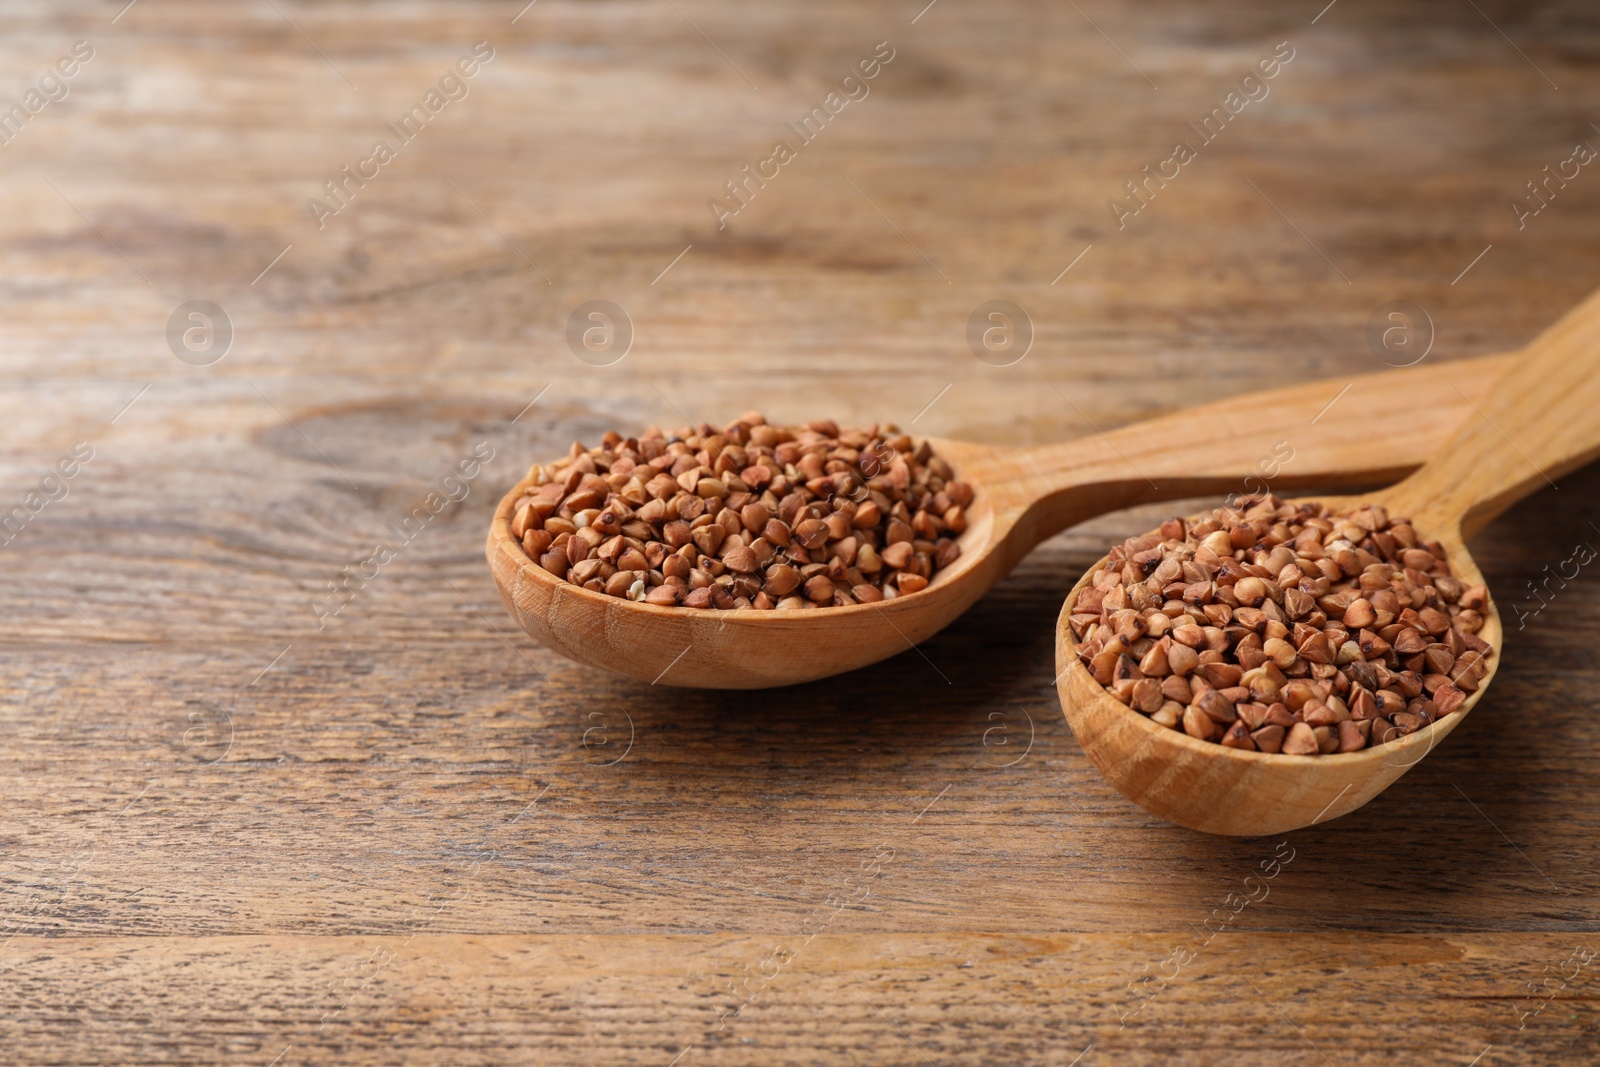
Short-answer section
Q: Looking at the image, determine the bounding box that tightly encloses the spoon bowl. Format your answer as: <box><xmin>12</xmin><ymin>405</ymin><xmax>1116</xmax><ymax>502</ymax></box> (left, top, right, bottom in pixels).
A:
<box><xmin>1055</xmin><ymin>284</ymin><xmax>1600</xmax><ymax>833</ymax></box>
<box><xmin>489</xmin><ymin>356</ymin><xmax>1509</xmax><ymax>688</ymax></box>
<box><xmin>1055</xmin><ymin>492</ymin><xmax>1503</xmax><ymax>836</ymax></box>
<box><xmin>490</xmin><ymin>437</ymin><xmax>1007</xmax><ymax>688</ymax></box>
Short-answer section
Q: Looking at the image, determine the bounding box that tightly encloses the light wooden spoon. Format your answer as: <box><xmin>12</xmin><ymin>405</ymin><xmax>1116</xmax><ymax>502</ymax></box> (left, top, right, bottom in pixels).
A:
<box><xmin>1056</xmin><ymin>286</ymin><xmax>1600</xmax><ymax>835</ymax></box>
<box><xmin>488</xmin><ymin>354</ymin><xmax>1510</xmax><ymax>689</ymax></box>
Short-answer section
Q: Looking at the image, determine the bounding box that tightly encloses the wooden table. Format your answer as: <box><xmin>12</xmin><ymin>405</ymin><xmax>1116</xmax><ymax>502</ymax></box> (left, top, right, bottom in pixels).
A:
<box><xmin>3</xmin><ymin>0</ymin><xmax>1597</xmax><ymax>1062</ymax></box>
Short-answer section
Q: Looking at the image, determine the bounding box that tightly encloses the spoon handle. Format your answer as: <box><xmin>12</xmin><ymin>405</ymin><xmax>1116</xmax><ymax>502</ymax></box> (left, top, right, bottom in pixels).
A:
<box><xmin>978</xmin><ymin>352</ymin><xmax>1511</xmax><ymax>553</ymax></box>
<box><xmin>1388</xmin><ymin>286</ymin><xmax>1600</xmax><ymax>537</ymax></box>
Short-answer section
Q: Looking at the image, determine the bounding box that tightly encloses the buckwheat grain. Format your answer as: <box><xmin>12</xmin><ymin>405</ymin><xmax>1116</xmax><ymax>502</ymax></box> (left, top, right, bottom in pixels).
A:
<box><xmin>1067</xmin><ymin>494</ymin><xmax>1493</xmax><ymax>755</ymax></box>
<box><xmin>509</xmin><ymin>412</ymin><xmax>971</xmax><ymax>610</ymax></box>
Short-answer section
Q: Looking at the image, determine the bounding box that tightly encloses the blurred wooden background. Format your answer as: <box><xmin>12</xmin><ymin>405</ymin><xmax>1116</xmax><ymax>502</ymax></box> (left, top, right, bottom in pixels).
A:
<box><xmin>0</xmin><ymin>0</ymin><xmax>1597</xmax><ymax>1063</ymax></box>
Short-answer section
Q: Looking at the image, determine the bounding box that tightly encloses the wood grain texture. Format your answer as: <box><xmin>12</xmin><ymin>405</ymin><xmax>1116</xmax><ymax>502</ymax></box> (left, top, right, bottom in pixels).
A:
<box><xmin>2</xmin><ymin>0</ymin><xmax>1599</xmax><ymax>1063</ymax></box>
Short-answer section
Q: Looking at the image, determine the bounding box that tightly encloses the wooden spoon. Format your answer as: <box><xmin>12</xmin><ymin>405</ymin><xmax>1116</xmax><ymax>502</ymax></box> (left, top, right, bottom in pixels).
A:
<box><xmin>1056</xmin><ymin>287</ymin><xmax>1600</xmax><ymax>835</ymax></box>
<box><xmin>488</xmin><ymin>353</ymin><xmax>1512</xmax><ymax>689</ymax></box>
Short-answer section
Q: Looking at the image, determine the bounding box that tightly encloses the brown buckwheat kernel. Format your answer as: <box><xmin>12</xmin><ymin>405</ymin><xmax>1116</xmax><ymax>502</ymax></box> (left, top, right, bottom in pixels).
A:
<box><xmin>509</xmin><ymin>412</ymin><xmax>972</xmax><ymax>609</ymax></box>
<box><xmin>1068</xmin><ymin>494</ymin><xmax>1492</xmax><ymax>756</ymax></box>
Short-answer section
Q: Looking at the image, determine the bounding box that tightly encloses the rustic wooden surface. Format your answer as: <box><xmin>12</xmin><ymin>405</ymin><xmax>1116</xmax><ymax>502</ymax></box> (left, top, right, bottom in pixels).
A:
<box><xmin>2</xmin><ymin>0</ymin><xmax>1598</xmax><ymax>1063</ymax></box>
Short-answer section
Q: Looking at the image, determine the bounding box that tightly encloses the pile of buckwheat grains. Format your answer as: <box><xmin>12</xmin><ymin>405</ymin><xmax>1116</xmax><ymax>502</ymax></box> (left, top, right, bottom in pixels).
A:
<box><xmin>1067</xmin><ymin>494</ymin><xmax>1494</xmax><ymax>756</ymax></box>
<box><xmin>509</xmin><ymin>412</ymin><xmax>973</xmax><ymax>610</ymax></box>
